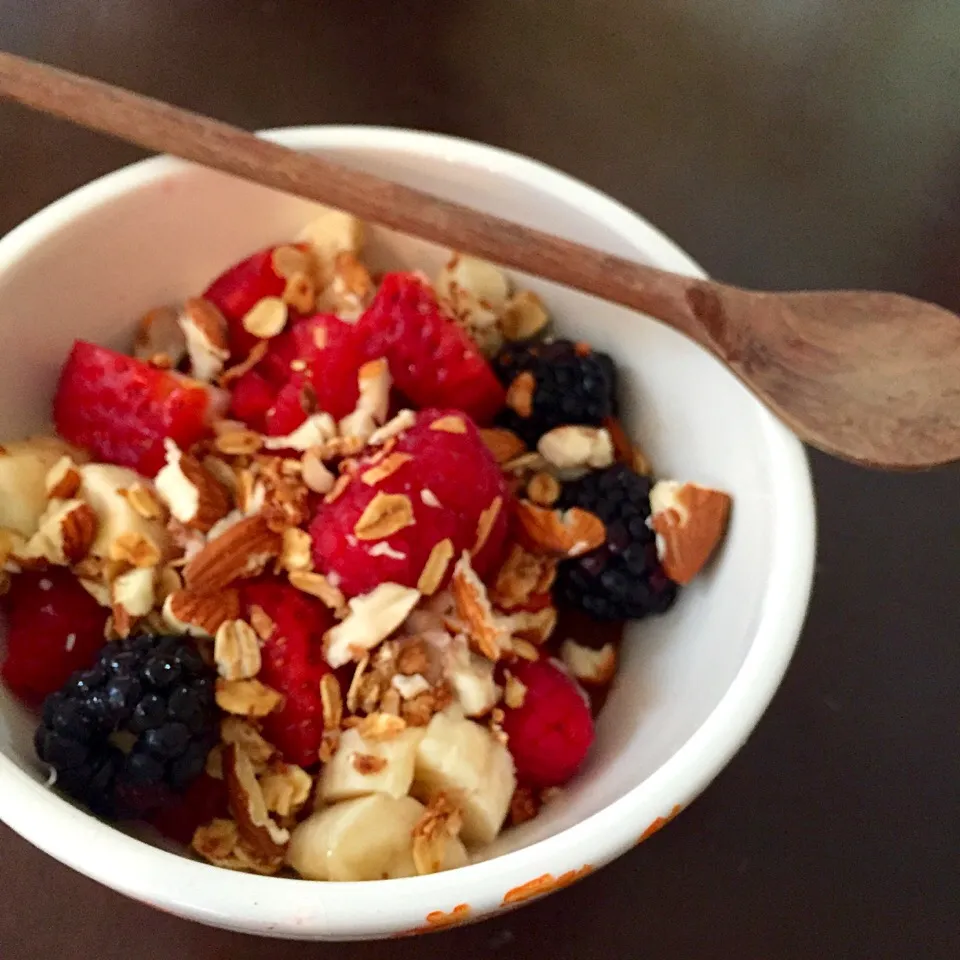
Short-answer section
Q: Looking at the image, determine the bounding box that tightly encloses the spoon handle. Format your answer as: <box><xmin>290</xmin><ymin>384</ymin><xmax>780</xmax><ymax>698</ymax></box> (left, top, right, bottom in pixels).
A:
<box><xmin>0</xmin><ymin>52</ymin><xmax>710</xmax><ymax>348</ymax></box>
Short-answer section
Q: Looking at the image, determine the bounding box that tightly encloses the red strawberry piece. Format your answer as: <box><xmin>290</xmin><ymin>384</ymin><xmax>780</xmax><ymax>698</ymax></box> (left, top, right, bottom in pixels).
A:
<box><xmin>289</xmin><ymin>314</ymin><xmax>362</xmax><ymax>420</ymax></box>
<box><xmin>264</xmin><ymin>377</ymin><xmax>311</xmax><ymax>437</ymax></box>
<box><xmin>54</xmin><ymin>341</ymin><xmax>212</xmax><ymax>476</ymax></box>
<box><xmin>0</xmin><ymin>569</ymin><xmax>108</xmax><ymax>707</ymax></box>
<box><xmin>148</xmin><ymin>773</ymin><xmax>228</xmax><ymax>846</ymax></box>
<box><xmin>241</xmin><ymin>580</ymin><xmax>335</xmax><ymax>767</ymax></box>
<box><xmin>356</xmin><ymin>273</ymin><xmax>505</xmax><ymax>424</ymax></box>
<box><xmin>202</xmin><ymin>247</ymin><xmax>292</xmax><ymax>360</ymax></box>
<box><xmin>228</xmin><ymin>369</ymin><xmax>277</xmax><ymax>432</ymax></box>
<box><xmin>500</xmin><ymin>658</ymin><xmax>595</xmax><ymax>788</ymax></box>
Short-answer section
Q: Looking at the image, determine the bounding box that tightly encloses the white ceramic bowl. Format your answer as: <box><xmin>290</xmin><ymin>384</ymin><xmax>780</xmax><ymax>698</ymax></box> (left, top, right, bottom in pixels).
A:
<box><xmin>0</xmin><ymin>127</ymin><xmax>815</xmax><ymax>939</ymax></box>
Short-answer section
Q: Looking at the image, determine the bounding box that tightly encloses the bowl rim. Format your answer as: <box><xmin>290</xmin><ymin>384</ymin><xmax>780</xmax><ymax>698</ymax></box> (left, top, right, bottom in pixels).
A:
<box><xmin>0</xmin><ymin>125</ymin><xmax>816</xmax><ymax>937</ymax></box>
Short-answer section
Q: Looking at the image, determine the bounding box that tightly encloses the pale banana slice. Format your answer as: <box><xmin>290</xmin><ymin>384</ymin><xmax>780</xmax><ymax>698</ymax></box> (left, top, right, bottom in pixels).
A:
<box><xmin>412</xmin><ymin>708</ymin><xmax>516</xmax><ymax>846</ymax></box>
<box><xmin>287</xmin><ymin>793</ymin><xmax>466</xmax><ymax>881</ymax></box>
<box><xmin>318</xmin><ymin>727</ymin><xmax>424</xmax><ymax>803</ymax></box>
<box><xmin>0</xmin><ymin>438</ymin><xmax>79</xmax><ymax>537</ymax></box>
<box><xmin>296</xmin><ymin>207</ymin><xmax>364</xmax><ymax>273</ymax></box>
<box><xmin>79</xmin><ymin>464</ymin><xmax>170</xmax><ymax>559</ymax></box>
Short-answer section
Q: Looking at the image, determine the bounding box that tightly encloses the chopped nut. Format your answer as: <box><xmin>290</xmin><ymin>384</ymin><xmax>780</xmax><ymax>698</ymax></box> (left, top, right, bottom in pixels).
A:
<box><xmin>492</xmin><ymin>545</ymin><xmax>556</xmax><ymax>610</ymax></box>
<box><xmin>396</xmin><ymin>638</ymin><xmax>431</xmax><ymax>676</ymax></box>
<box><xmin>412</xmin><ymin>793</ymin><xmax>463</xmax><ymax>876</ymax></box>
<box><xmin>180</xmin><ymin>297</ymin><xmax>230</xmax><ymax>382</ymax></box>
<box><xmin>560</xmin><ymin>639</ymin><xmax>617</xmax><ymax>685</ymax></box>
<box><xmin>17</xmin><ymin>499</ymin><xmax>97</xmax><ymax>566</ymax></box>
<box><xmin>215</xmin><ymin>678</ymin><xmax>284</xmax><ymax>717</ymax></box>
<box><xmin>527</xmin><ymin>471</ymin><xmax>561</xmax><ymax>507</ymax></box>
<box><xmin>353</xmin><ymin>492</ymin><xmax>415</xmax><ymax>540</ymax></box>
<box><xmin>360</xmin><ymin>452</ymin><xmax>413</xmax><ymax>486</ymax></box>
<box><xmin>155</xmin><ymin>440</ymin><xmax>231</xmax><ymax>533</ymax></box>
<box><xmin>503</xmin><ymin>671</ymin><xmax>528</xmax><ymax>709</ymax></box>
<box><xmin>259</xmin><ymin>761</ymin><xmax>313</xmax><ymax>817</ymax></box>
<box><xmin>356</xmin><ymin>712</ymin><xmax>407</xmax><ymax>741</ymax></box>
<box><xmin>241</xmin><ymin>296</ymin><xmax>288</xmax><ymax>339</ymax></box>
<box><xmin>163</xmin><ymin>586</ymin><xmax>240</xmax><ymax>637</ymax></box>
<box><xmin>280</xmin><ymin>528</ymin><xmax>313</xmax><ymax>573</ymax></box>
<box><xmin>417</xmin><ymin>538</ymin><xmax>454</xmax><ymax>596</ymax></box>
<box><xmin>184</xmin><ymin>515</ymin><xmax>283</xmax><ymax>592</ymax></box>
<box><xmin>214</xmin><ymin>430</ymin><xmax>264</xmax><ymax>457</ymax></box>
<box><xmin>450</xmin><ymin>552</ymin><xmax>507</xmax><ymax>661</ymax></box>
<box><xmin>222</xmin><ymin>743</ymin><xmax>289</xmax><ymax>861</ymax></box>
<box><xmin>214</xmin><ymin>619</ymin><xmax>262</xmax><ymax>681</ymax></box>
<box><xmin>220</xmin><ymin>716</ymin><xmax>276</xmax><ymax>771</ymax></box>
<box><xmin>45</xmin><ymin>456</ymin><xmax>81</xmax><ymax>499</ymax></box>
<box><xmin>514</xmin><ymin>501</ymin><xmax>606</xmax><ymax>558</ymax></box>
<box><xmin>323</xmin><ymin>583</ymin><xmax>421</xmax><ymax>668</ymax></box>
<box><xmin>649</xmin><ymin>481</ymin><xmax>732</xmax><ymax>584</ymax></box>
<box><xmin>288</xmin><ymin>570</ymin><xmax>347</xmax><ymax>614</ymax></box>
<box><xmin>538</xmin><ymin>426</ymin><xmax>614</xmax><ymax>472</ymax></box>
<box><xmin>327</xmin><ymin>251</ymin><xmax>374</xmax><ymax>318</ymax></box>
<box><xmin>271</xmin><ymin>244</ymin><xmax>315</xmax><ymax>282</ymax></box>
<box><xmin>506</xmin><ymin>372</ymin><xmax>535</xmax><ymax>418</ymax></box>
<box><xmin>472</xmin><ymin>495</ymin><xmax>502</xmax><ymax>556</ymax></box>
<box><xmin>501</xmin><ymin>290</ymin><xmax>549</xmax><ymax>342</ymax></box>
<box><xmin>109</xmin><ymin>531</ymin><xmax>161</xmax><ymax>569</ymax></box>
<box><xmin>429</xmin><ymin>415</ymin><xmax>467</xmax><ymax>434</ymax></box>
<box><xmin>504</xmin><ymin>606</ymin><xmax>557</xmax><ymax>646</ymax></box>
<box><xmin>479</xmin><ymin>428</ymin><xmax>526</xmax><ymax>464</ymax></box>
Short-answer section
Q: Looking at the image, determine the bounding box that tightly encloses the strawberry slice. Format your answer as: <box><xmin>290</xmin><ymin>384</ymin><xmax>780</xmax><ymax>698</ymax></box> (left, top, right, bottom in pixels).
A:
<box><xmin>1</xmin><ymin>569</ymin><xmax>108</xmax><ymax>707</ymax></box>
<box><xmin>356</xmin><ymin>273</ymin><xmax>505</xmax><ymax>424</ymax></box>
<box><xmin>228</xmin><ymin>369</ymin><xmax>277</xmax><ymax>433</ymax></box>
<box><xmin>241</xmin><ymin>580</ymin><xmax>336</xmax><ymax>767</ymax></box>
<box><xmin>289</xmin><ymin>314</ymin><xmax>362</xmax><ymax>420</ymax></box>
<box><xmin>54</xmin><ymin>341</ymin><xmax>212</xmax><ymax>477</ymax></box>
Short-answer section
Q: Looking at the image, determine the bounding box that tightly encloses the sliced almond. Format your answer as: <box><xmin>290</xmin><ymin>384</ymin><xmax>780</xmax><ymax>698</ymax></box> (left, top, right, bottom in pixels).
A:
<box><xmin>417</xmin><ymin>538</ymin><xmax>455</xmax><ymax>595</ymax></box>
<box><xmin>214</xmin><ymin>619</ymin><xmax>262</xmax><ymax>681</ymax></box>
<box><xmin>360</xmin><ymin>453</ymin><xmax>412</xmax><ymax>487</ymax></box>
<box><xmin>501</xmin><ymin>290</ymin><xmax>549</xmax><ymax>342</ymax></box>
<box><xmin>45</xmin><ymin>456</ymin><xmax>81</xmax><ymax>499</ymax></box>
<box><xmin>323</xmin><ymin>474</ymin><xmax>351</xmax><ymax>504</ymax></box>
<box><xmin>216</xmin><ymin>678</ymin><xmax>284</xmax><ymax>718</ymax></box>
<box><xmin>223</xmin><ymin>743</ymin><xmax>289</xmax><ymax>861</ymax></box>
<box><xmin>472</xmin><ymin>495</ymin><xmax>503</xmax><ymax>556</ymax></box>
<box><xmin>355</xmin><ymin>357</ymin><xmax>391</xmax><ymax>425</ymax></box>
<box><xmin>515</xmin><ymin>501</ymin><xmax>606</xmax><ymax>558</ymax></box>
<box><xmin>184</xmin><ymin>514</ymin><xmax>283</xmax><ymax>592</ymax></box>
<box><xmin>163</xmin><ymin>586</ymin><xmax>240</xmax><ymax>636</ymax></box>
<box><xmin>649</xmin><ymin>481</ymin><xmax>731</xmax><ymax>584</ymax></box>
<box><xmin>353</xmin><ymin>492</ymin><xmax>415</xmax><ymax>541</ymax></box>
<box><xmin>450</xmin><ymin>552</ymin><xmax>507</xmax><ymax>661</ymax></box>
<box><xmin>323</xmin><ymin>583</ymin><xmax>421</xmax><ymax>668</ymax></box>
<box><xmin>479</xmin><ymin>428</ymin><xmax>526</xmax><ymax>464</ymax></box>
<box><xmin>155</xmin><ymin>440</ymin><xmax>231</xmax><ymax>533</ymax></box>
<box><xmin>288</xmin><ymin>570</ymin><xmax>347</xmax><ymax>614</ymax></box>
<box><xmin>506</xmin><ymin>372</ymin><xmax>535</xmax><ymax>418</ymax></box>
<box><xmin>241</xmin><ymin>296</ymin><xmax>287</xmax><ymax>339</ymax></box>
<box><xmin>429</xmin><ymin>415</ymin><xmax>467</xmax><ymax>434</ymax></box>
<box><xmin>560</xmin><ymin>639</ymin><xmax>617</xmax><ymax>685</ymax></box>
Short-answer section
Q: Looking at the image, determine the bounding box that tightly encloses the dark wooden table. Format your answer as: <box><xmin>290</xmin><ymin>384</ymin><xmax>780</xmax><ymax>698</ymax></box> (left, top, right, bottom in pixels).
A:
<box><xmin>2</xmin><ymin>2</ymin><xmax>958</xmax><ymax>957</ymax></box>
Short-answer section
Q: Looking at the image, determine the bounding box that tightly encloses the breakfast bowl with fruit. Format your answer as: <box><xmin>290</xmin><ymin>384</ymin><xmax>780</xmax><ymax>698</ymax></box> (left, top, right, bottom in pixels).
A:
<box><xmin>0</xmin><ymin>128</ymin><xmax>815</xmax><ymax>939</ymax></box>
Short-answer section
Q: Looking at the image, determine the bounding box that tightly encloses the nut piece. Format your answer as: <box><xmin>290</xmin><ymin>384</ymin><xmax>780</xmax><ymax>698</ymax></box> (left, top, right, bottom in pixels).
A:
<box><xmin>450</xmin><ymin>552</ymin><xmax>508</xmax><ymax>661</ymax></box>
<box><xmin>17</xmin><ymin>499</ymin><xmax>97</xmax><ymax>565</ymax></box>
<box><xmin>417</xmin><ymin>538</ymin><xmax>454</xmax><ymax>596</ymax></box>
<box><xmin>514</xmin><ymin>501</ymin><xmax>606</xmax><ymax>558</ymax></box>
<box><xmin>216</xmin><ymin>678</ymin><xmax>284</xmax><ymax>718</ymax></box>
<box><xmin>45</xmin><ymin>456</ymin><xmax>81</xmax><ymax>499</ymax></box>
<box><xmin>527</xmin><ymin>471</ymin><xmax>561</xmax><ymax>507</ymax></box>
<box><xmin>241</xmin><ymin>296</ymin><xmax>288</xmax><ymax>339</ymax></box>
<box><xmin>184</xmin><ymin>515</ymin><xmax>283</xmax><ymax>592</ymax></box>
<box><xmin>111</xmin><ymin>567</ymin><xmax>155</xmax><ymax>636</ymax></box>
<box><xmin>155</xmin><ymin>440</ymin><xmax>230</xmax><ymax>533</ymax></box>
<box><xmin>180</xmin><ymin>297</ymin><xmax>230</xmax><ymax>382</ymax></box>
<box><xmin>163</xmin><ymin>586</ymin><xmax>240</xmax><ymax>637</ymax></box>
<box><xmin>134</xmin><ymin>305</ymin><xmax>188</xmax><ymax>368</ymax></box>
<box><xmin>220</xmin><ymin>716</ymin><xmax>276</xmax><ymax>771</ymax></box>
<box><xmin>479</xmin><ymin>429</ymin><xmax>526</xmax><ymax>466</ymax></box>
<box><xmin>259</xmin><ymin>762</ymin><xmax>313</xmax><ymax>817</ymax></box>
<box><xmin>223</xmin><ymin>743</ymin><xmax>289</xmax><ymax>860</ymax></box>
<box><xmin>649</xmin><ymin>481</ymin><xmax>731</xmax><ymax>584</ymax></box>
<box><xmin>537</xmin><ymin>426</ymin><xmax>614</xmax><ymax>472</ymax></box>
<box><xmin>492</xmin><ymin>544</ymin><xmax>556</xmax><ymax>610</ymax></box>
<box><xmin>560</xmin><ymin>639</ymin><xmax>617</xmax><ymax>685</ymax></box>
<box><xmin>353</xmin><ymin>492</ymin><xmax>415</xmax><ymax>541</ymax></box>
<box><xmin>412</xmin><ymin>793</ymin><xmax>463</xmax><ymax>876</ymax></box>
<box><xmin>506</xmin><ymin>372</ymin><xmax>535</xmax><ymax>418</ymax></box>
<box><xmin>214</xmin><ymin>619</ymin><xmax>263</xmax><ymax>681</ymax></box>
<box><xmin>501</xmin><ymin>290</ymin><xmax>549</xmax><ymax>342</ymax></box>
<box><xmin>323</xmin><ymin>583</ymin><xmax>421</xmax><ymax>668</ymax></box>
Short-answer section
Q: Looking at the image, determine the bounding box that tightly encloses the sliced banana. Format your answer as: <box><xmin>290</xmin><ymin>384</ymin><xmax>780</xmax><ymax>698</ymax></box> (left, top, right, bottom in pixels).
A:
<box><xmin>435</xmin><ymin>255</ymin><xmax>510</xmax><ymax>317</ymax></box>
<box><xmin>318</xmin><ymin>727</ymin><xmax>424</xmax><ymax>803</ymax></box>
<box><xmin>79</xmin><ymin>463</ymin><xmax>170</xmax><ymax>559</ymax></box>
<box><xmin>412</xmin><ymin>708</ymin><xmax>516</xmax><ymax>846</ymax></box>
<box><xmin>0</xmin><ymin>438</ymin><xmax>79</xmax><ymax>537</ymax></box>
<box><xmin>296</xmin><ymin>207</ymin><xmax>364</xmax><ymax>274</ymax></box>
<box><xmin>287</xmin><ymin>793</ymin><xmax>466</xmax><ymax>881</ymax></box>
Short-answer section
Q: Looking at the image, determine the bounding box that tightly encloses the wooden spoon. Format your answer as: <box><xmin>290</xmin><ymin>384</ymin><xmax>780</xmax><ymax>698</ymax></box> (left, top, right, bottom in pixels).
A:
<box><xmin>1</xmin><ymin>51</ymin><xmax>958</xmax><ymax>469</ymax></box>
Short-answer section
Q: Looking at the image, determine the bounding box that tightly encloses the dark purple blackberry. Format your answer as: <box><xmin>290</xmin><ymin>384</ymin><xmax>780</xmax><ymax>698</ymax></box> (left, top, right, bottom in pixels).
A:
<box><xmin>34</xmin><ymin>634</ymin><xmax>216</xmax><ymax>820</ymax></box>
<box><xmin>492</xmin><ymin>339</ymin><xmax>617</xmax><ymax>446</ymax></box>
<box><xmin>555</xmin><ymin>464</ymin><xmax>678</xmax><ymax>620</ymax></box>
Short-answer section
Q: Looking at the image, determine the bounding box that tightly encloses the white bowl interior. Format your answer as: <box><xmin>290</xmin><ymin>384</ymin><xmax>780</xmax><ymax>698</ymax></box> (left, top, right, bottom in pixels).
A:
<box><xmin>0</xmin><ymin>129</ymin><xmax>812</xmax><ymax>937</ymax></box>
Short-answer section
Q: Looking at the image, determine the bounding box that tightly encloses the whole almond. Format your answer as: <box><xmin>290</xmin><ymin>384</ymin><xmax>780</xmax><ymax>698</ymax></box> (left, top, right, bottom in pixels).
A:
<box><xmin>184</xmin><ymin>515</ymin><xmax>283</xmax><ymax>592</ymax></box>
<box><xmin>164</xmin><ymin>586</ymin><xmax>240</xmax><ymax>636</ymax></box>
<box><xmin>479</xmin><ymin>428</ymin><xmax>526</xmax><ymax>464</ymax></box>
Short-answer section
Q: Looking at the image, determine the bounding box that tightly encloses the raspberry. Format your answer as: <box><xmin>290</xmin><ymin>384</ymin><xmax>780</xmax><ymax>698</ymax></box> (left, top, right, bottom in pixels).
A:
<box><xmin>33</xmin><ymin>634</ymin><xmax>218</xmax><ymax>819</ymax></box>
<box><xmin>202</xmin><ymin>246</ymin><xmax>293</xmax><ymax>360</ymax></box>
<box><xmin>242</xmin><ymin>580</ymin><xmax>336</xmax><ymax>767</ymax></box>
<box><xmin>309</xmin><ymin>410</ymin><xmax>509</xmax><ymax>596</ymax></box>
<box><xmin>357</xmin><ymin>273</ymin><xmax>505</xmax><ymax>423</ymax></box>
<box><xmin>500</xmin><ymin>658</ymin><xmax>595</xmax><ymax>788</ymax></box>
<box><xmin>1</xmin><ymin>569</ymin><xmax>108</xmax><ymax>707</ymax></box>
<box><xmin>492</xmin><ymin>340</ymin><xmax>617</xmax><ymax>446</ymax></box>
<box><xmin>228</xmin><ymin>369</ymin><xmax>277</xmax><ymax>433</ymax></box>
<box><xmin>264</xmin><ymin>377</ymin><xmax>313</xmax><ymax>437</ymax></box>
<box><xmin>54</xmin><ymin>341</ymin><xmax>212</xmax><ymax>476</ymax></box>
<box><xmin>556</xmin><ymin>465</ymin><xmax>677</xmax><ymax>620</ymax></box>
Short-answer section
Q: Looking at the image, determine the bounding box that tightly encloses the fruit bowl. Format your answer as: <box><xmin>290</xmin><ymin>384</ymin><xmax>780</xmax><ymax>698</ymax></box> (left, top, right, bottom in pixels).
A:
<box><xmin>0</xmin><ymin>127</ymin><xmax>815</xmax><ymax>939</ymax></box>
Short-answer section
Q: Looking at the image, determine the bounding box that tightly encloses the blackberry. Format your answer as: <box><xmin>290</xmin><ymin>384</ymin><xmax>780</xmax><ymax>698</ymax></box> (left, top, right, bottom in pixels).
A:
<box><xmin>34</xmin><ymin>634</ymin><xmax>217</xmax><ymax>820</ymax></box>
<box><xmin>555</xmin><ymin>465</ymin><xmax>678</xmax><ymax>620</ymax></box>
<box><xmin>492</xmin><ymin>339</ymin><xmax>617</xmax><ymax>446</ymax></box>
